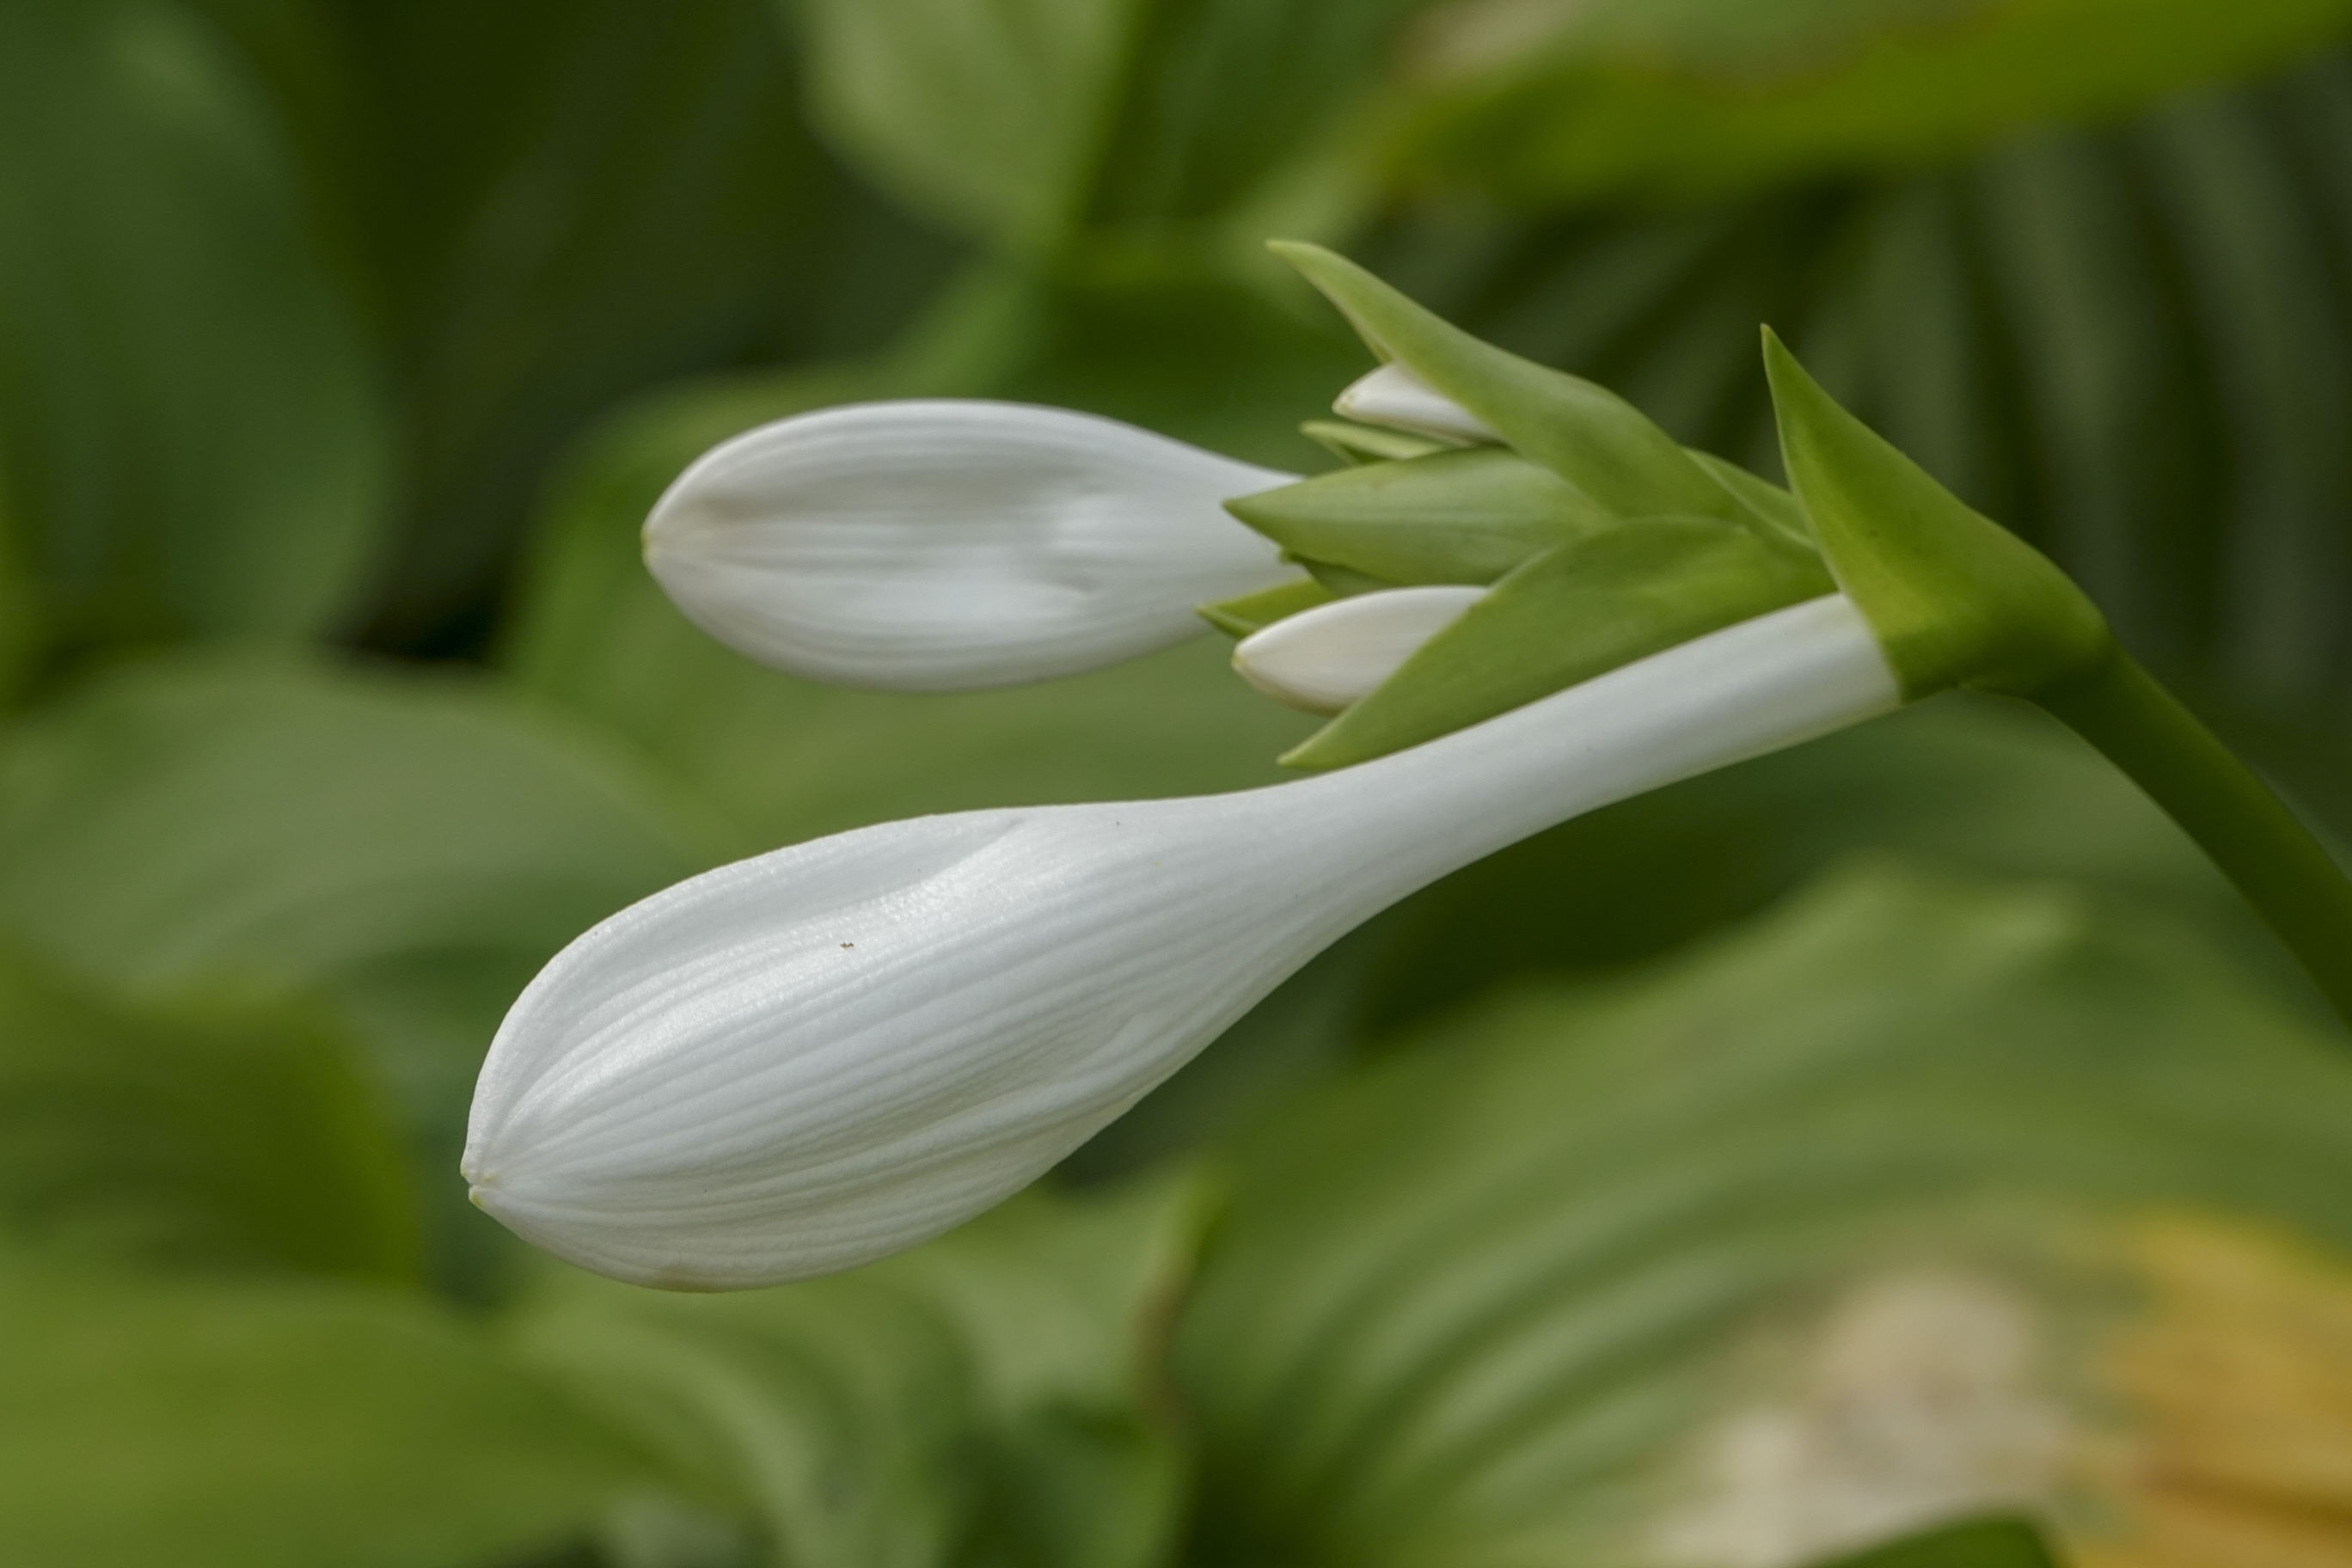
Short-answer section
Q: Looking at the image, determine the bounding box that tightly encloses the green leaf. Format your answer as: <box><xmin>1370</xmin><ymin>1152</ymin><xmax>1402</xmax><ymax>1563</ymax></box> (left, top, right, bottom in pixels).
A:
<box><xmin>1814</xmin><ymin>1516</ymin><xmax>2061</xmax><ymax>1568</ymax></box>
<box><xmin>1387</xmin><ymin>0</ymin><xmax>2352</xmax><ymax>203</ymax></box>
<box><xmin>516</xmin><ymin>1174</ymin><xmax>1208</xmax><ymax>1568</ymax></box>
<box><xmin>1283</xmin><ymin>517</ymin><xmax>1834</xmax><ymax>769</ymax></box>
<box><xmin>1765</xmin><ymin>328</ymin><xmax>2111</xmax><ymax>700</ymax></box>
<box><xmin>0</xmin><ymin>942</ymin><xmax>417</xmax><ymax>1281</ymax></box>
<box><xmin>1226</xmin><ymin>447</ymin><xmax>1617</xmax><ymax>586</ymax></box>
<box><xmin>323</xmin><ymin>0</ymin><xmax>939</xmax><ymax>650</ymax></box>
<box><xmin>1199</xmin><ymin>577</ymin><xmax>1334</xmax><ymax>639</ymax></box>
<box><xmin>1271</xmin><ymin>242</ymin><xmax>1753</xmax><ymax>524</ymax></box>
<box><xmin>0</xmin><ymin>649</ymin><xmax>713</xmax><ymax>1289</ymax></box>
<box><xmin>792</xmin><ymin>0</ymin><xmax>1424</xmax><ymax>250</ymax></box>
<box><xmin>0</xmin><ymin>0</ymin><xmax>389</xmax><ymax>647</ymax></box>
<box><xmin>1176</xmin><ymin>861</ymin><xmax>2352</xmax><ymax>1565</ymax></box>
<box><xmin>0</xmin><ymin>1262</ymin><xmax>650</xmax><ymax>1567</ymax></box>
<box><xmin>792</xmin><ymin>0</ymin><xmax>1147</xmax><ymax>250</ymax></box>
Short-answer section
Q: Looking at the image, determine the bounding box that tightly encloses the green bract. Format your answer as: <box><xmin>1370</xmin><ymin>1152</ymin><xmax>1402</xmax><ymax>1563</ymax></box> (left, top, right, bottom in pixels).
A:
<box><xmin>1283</xmin><ymin>519</ymin><xmax>1833</xmax><ymax>770</ymax></box>
<box><xmin>1207</xmin><ymin>242</ymin><xmax>1837</xmax><ymax>769</ymax></box>
<box><xmin>1270</xmin><ymin>242</ymin><xmax>1761</xmax><ymax>524</ymax></box>
<box><xmin>1225</xmin><ymin>447</ymin><xmax>1614</xmax><ymax>586</ymax></box>
<box><xmin>1762</xmin><ymin>328</ymin><xmax>2113</xmax><ymax>701</ymax></box>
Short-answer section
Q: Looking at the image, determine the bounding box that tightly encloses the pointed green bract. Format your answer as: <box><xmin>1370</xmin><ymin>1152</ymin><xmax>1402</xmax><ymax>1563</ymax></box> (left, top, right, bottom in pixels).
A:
<box><xmin>1226</xmin><ymin>448</ymin><xmax>1615</xmax><ymax>587</ymax></box>
<box><xmin>1271</xmin><ymin>241</ymin><xmax>1745</xmax><ymax>524</ymax></box>
<box><xmin>1763</xmin><ymin>328</ymin><xmax>2110</xmax><ymax>700</ymax></box>
<box><xmin>1197</xmin><ymin>578</ymin><xmax>1332</xmax><ymax>639</ymax></box>
<box><xmin>1282</xmin><ymin>519</ymin><xmax>1834</xmax><ymax>769</ymax></box>
<box><xmin>1686</xmin><ymin>447</ymin><xmax>1816</xmax><ymax>552</ymax></box>
<box><xmin>1300</xmin><ymin>420</ymin><xmax>1449</xmax><ymax>466</ymax></box>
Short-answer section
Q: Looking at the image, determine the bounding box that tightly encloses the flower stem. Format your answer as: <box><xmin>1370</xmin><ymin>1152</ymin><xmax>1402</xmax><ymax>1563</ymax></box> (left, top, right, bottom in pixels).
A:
<box><xmin>2036</xmin><ymin>651</ymin><xmax>2352</xmax><ymax>1027</ymax></box>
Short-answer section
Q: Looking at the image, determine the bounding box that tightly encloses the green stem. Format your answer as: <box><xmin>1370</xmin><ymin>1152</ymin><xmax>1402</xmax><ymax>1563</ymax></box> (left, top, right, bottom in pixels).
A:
<box><xmin>2035</xmin><ymin>650</ymin><xmax>2352</xmax><ymax>1028</ymax></box>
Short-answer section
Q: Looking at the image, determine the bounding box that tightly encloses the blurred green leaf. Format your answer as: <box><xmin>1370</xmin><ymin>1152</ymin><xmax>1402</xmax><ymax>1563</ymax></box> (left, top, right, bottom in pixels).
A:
<box><xmin>1389</xmin><ymin>0</ymin><xmax>2352</xmax><ymax>202</ymax></box>
<box><xmin>1816</xmin><ymin>1516</ymin><xmax>2061</xmax><ymax>1567</ymax></box>
<box><xmin>793</xmin><ymin>0</ymin><xmax>1144</xmax><ymax>250</ymax></box>
<box><xmin>793</xmin><ymin>0</ymin><xmax>1426</xmax><ymax>250</ymax></box>
<box><xmin>0</xmin><ymin>941</ymin><xmax>416</xmax><ymax>1281</ymax></box>
<box><xmin>0</xmin><ymin>0</ymin><xmax>389</xmax><ymax>650</ymax></box>
<box><xmin>1176</xmin><ymin>861</ymin><xmax>2352</xmax><ymax>1565</ymax></box>
<box><xmin>517</xmin><ymin>1174</ymin><xmax>1206</xmax><ymax>1568</ymax></box>
<box><xmin>317</xmin><ymin>0</ymin><xmax>959</xmax><ymax>652</ymax></box>
<box><xmin>0</xmin><ymin>1262</ymin><xmax>650</xmax><ymax>1567</ymax></box>
<box><xmin>0</xmin><ymin>650</ymin><xmax>714</xmax><ymax>1289</ymax></box>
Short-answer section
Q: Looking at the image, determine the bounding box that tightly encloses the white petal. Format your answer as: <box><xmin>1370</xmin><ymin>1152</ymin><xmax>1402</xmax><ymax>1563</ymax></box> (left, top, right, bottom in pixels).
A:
<box><xmin>1333</xmin><ymin>363</ymin><xmax>1502</xmax><ymax>445</ymax></box>
<box><xmin>643</xmin><ymin>401</ymin><xmax>1302</xmax><ymax>691</ymax></box>
<box><xmin>463</xmin><ymin>595</ymin><xmax>1898</xmax><ymax>1289</ymax></box>
<box><xmin>1233</xmin><ymin>585</ymin><xmax>1485</xmax><ymax>713</ymax></box>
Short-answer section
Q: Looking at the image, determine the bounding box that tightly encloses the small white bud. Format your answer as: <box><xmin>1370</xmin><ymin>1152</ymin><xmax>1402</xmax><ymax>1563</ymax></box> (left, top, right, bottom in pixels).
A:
<box><xmin>1332</xmin><ymin>363</ymin><xmax>1502</xmax><ymax>445</ymax></box>
<box><xmin>1233</xmin><ymin>585</ymin><xmax>1485</xmax><ymax>713</ymax></box>
<box><xmin>463</xmin><ymin>596</ymin><xmax>1897</xmax><ymax>1290</ymax></box>
<box><xmin>642</xmin><ymin>400</ymin><xmax>1302</xmax><ymax>691</ymax></box>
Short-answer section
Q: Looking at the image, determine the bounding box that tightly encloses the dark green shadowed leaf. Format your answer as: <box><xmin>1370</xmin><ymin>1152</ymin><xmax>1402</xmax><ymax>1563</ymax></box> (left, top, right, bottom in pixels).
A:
<box><xmin>1271</xmin><ymin>242</ymin><xmax>1751</xmax><ymax>524</ymax></box>
<box><xmin>1815</xmin><ymin>1516</ymin><xmax>2061</xmax><ymax>1567</ymax></box>
<box><xmin>1175</xmin><ymin>863</ymin><xmax>2352</xmax><ymax>1565</ymax></box>
<box><xmin>1227</xmin><ymin>447</ymin><xmax>1617</xmax><ymax>587</ymax></box>
<box><xmin>1284</xmin><ymin>518</ymin><xmax>1834</xmax><ymax>769</ymax></box>
<box><xmin>0</xmin><ymin>944</ymin><xmax>417</xmax><ymax>1282</ymax></box>
<box><xmin>516</xmin><ymin>1175</ymin><xmax>1209</xmax><ymax>1568</ymax></box>
<box><xmin>0</xmin><ymin>1263</ymin><xmax>652</xmax><ymax>1568</ymax></box>
<box><xmin>1200</xmin><ymin>577</ymin><xmax>1333</xmax><ymax>639</ymax></box>
<box><xmin>1764</xmin><ymin>329</ymin><xmax>2110</xmax><ymax>699</ymax></box>
<box><xmin>0</xmin><ymin>0</ymin><xmax>389</xmax><ymax>648</ymax></box>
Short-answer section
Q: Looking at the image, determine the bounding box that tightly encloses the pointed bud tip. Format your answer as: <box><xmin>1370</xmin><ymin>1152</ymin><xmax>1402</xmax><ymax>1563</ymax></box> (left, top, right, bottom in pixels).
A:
<box><xmin>1233</xmin><ymin>585</ymin><xmax>1484</xmax><ymax>714</ymax></box>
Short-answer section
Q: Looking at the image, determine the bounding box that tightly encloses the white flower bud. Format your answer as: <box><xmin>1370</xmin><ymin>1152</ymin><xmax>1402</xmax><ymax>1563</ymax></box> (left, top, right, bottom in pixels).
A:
<box><xmin>1332</xmin><ymin>363</ymin><xmax>1502</xmax><ymax>445</ymax></box>
<box><xmin>642</xmin><ymin>401</ymin><xmax>1302</xmax><ymax>691</ymax></box>
<box><xmin>463</xmin><ymin>596</ymin><xmax>1898</xmax><ymax>1290</ymax></box>
<box><xmin>1233</xmin><ymin>585</ymin><xmax>1485</xmax><ymax>713</ymax></box>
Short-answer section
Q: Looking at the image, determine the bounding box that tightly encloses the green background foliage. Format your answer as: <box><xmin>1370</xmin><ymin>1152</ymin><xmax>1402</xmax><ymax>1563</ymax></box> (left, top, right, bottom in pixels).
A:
<box><xmin>5</xmin><ymin>0</ymin><xmax>2352</xmax><ymax>1562</ymax></box>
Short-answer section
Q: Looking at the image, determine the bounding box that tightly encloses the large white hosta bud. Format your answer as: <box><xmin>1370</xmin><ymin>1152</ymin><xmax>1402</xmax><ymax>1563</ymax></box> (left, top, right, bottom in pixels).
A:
<box><xmin>642</xmin><ymin>400</ymin><xmax>1302</xmax><ymax>691</ymax></box>
<box><xmin>463</xmin><ymin>597</ymin><xmax>1898</xmax><ymax>1290</ymax></box>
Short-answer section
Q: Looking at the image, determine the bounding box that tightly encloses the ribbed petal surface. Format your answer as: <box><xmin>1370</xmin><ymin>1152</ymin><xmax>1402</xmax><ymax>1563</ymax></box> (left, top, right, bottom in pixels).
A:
<box><xmin>465</xmin><ymin>597</ymin><xmax>1898</xmax><ymax>1289</ymax></box>
<box><xmin>641</xmin><ymin>400</ymin><xmax>1300</xmax><ymax>690</ymax></box>
<box><xmin>1234</xmin><ymin>585</ymin><xmax>1485</xmax><ymax>713</ymax></box>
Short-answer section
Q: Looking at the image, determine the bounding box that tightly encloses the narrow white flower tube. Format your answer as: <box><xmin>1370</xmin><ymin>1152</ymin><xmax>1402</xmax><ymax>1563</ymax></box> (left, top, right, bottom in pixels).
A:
<box><xmin>464</xmin><ymin>595</ymin><xmax>1899</xmax><ymax>1290</ymax></box>
<box><xmin>1333</xmin><ymin>363</ymin><xmax>1503</xmax><ymax>445</ymax></box>
<box><xmin>642</xmin><ymin>401</ymin><xmax>1302</xmax><ymax>691</ymax></box>
<box><xmin>1234</xmin><ymin>585</ymin><xmax>1485</xmax><ymax>713</ymax></box>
